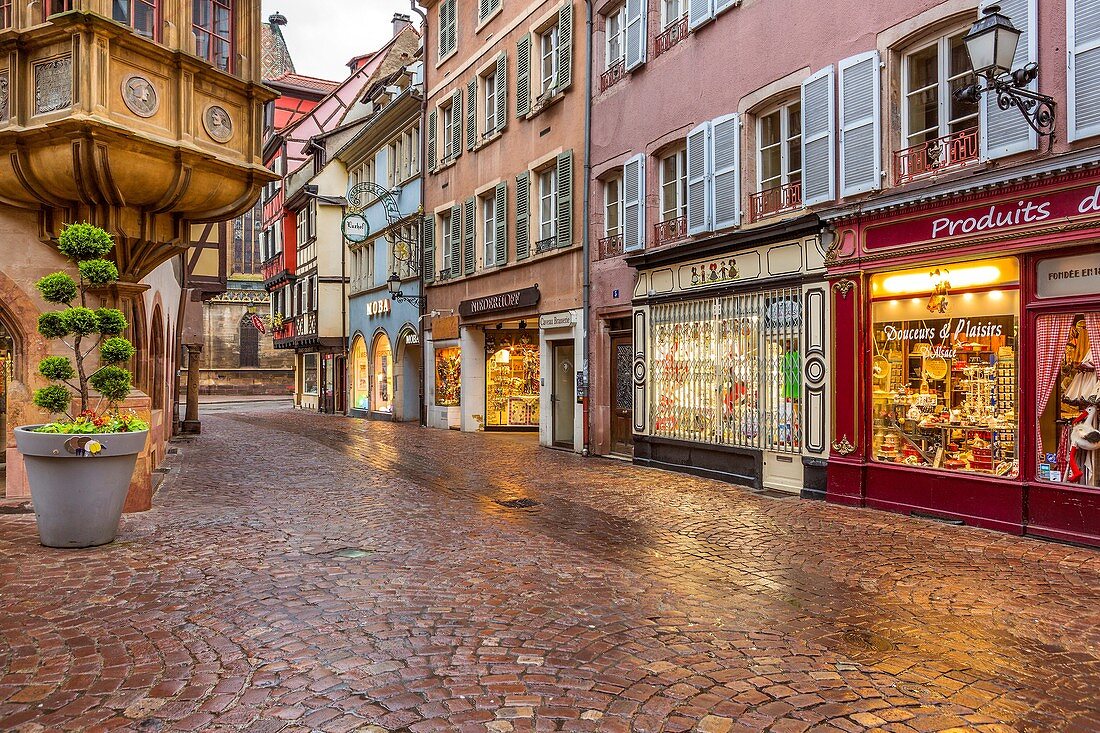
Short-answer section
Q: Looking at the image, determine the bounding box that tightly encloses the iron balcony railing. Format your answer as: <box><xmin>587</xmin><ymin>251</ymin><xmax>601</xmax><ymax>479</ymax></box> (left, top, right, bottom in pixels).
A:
<box><xmin>261</xmin><ymin>251</ymin><xmax>294</xmax><ymax>290</ymax></box>
<box><xmin>600</xmin><ymin>58</ymin><xmax>626</xmax><ymax>92</ymax></box>
<box><xmin>655</xmin><ymin>15</ymin><xmax>688</xmax><ymax>57</ymax></box>
<box><xmin>748</xmin><ymin>181</ymin><xmax>803</xmax><ymax>223</ymax></box>
<box><xmin>598</xmin><ymin>234</ymin><xmax>625</xmax><ymax>260</ymax></box>
<box><xmin>894</xmin><ymin>126</ymin><xmax>980</xmax><ymax>185</ymax></box>
<box><xmin>535</xmin><ymin>236</ymin><xmax>555</xmax><ymax>254</ymax></box>
<box><xmin>654</xmin><ymin>215</ymin><xmax>688</xmax><ymax>247</ymax></box>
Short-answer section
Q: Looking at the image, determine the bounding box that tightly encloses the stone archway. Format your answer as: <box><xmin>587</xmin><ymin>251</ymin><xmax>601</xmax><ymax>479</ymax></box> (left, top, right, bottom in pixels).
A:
<box><xmin>394</xmin><ymin>325</ymin><xmax>421</xmax><ymax>423</ymax></box>
<box><xmin>150</xmin><ymin>305</ymin><xmax>166</xmax><ymax>414</ymax></box>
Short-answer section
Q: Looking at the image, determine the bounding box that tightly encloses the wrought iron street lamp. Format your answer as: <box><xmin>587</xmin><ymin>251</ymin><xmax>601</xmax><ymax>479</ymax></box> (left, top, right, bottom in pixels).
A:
<box><xmin>387</xmin><ymin>272</ymin><xmax>425</xmax><ymax>306</ymax></box>
<box><xmin>953</xmin><ymin>5</ymin><xmax>1056</xmax><ymax>138</ymax></box>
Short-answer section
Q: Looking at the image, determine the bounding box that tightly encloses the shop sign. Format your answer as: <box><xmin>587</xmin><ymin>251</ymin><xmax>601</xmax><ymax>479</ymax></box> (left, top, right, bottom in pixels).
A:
<box><xmin>367</xmin><ymin>299</ymin><xmax>391</xmax><ymax>317</ymax></box>
<box><xmin>1036</xmin><ymin>253</ymin><xmax>1100</xmax><ymax>299</ymax></box>
<box><xmin>539</xmin><ymin>311</ymin><xmax>574</xmax><ymax>329</ymax></box>
<box><xmin>680</xmin><ymin>256</ymin><xmax>741</xmax><ymax>290</ymax></box>
<box><xmin>405</xmin><ymin>332</ymin><xmax>420</xmax><ymax>345</ymax></box>
<box><xmin>879</xmin><ymin>319</ymin><xmax>1005</xmax><ymax>359</ymax></box>
<box><xmin>865</xmin><ymin>182</ymin><xmax>1100</xmax><ymax>251</ymax></box>
<box><xmin>433</xmin><ymin>315</ymin><xmax>459</xmax><ymax>340</ymax></box>
<box><xmin>341</xmin><ymin>212</ymin><xmax>370</xmax><ymax>243</ymax></box>
<box><xmin>459</xmin><ymin>286</ymin><xmax>540</xmax><ymax>318</ymax></box>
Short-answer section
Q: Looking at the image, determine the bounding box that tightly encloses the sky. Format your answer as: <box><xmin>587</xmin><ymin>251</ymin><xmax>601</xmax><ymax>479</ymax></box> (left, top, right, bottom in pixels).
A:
<box><xmin>261</xmin><ymin>0</ymin><xmax>418</xmax><ymax>81</ymax></box>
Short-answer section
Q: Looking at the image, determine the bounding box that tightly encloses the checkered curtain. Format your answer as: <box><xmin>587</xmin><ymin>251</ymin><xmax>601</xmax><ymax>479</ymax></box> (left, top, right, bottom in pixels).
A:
<box><xmin>1036</xmin><ymin>314</ymin><xmax>1076</xmax><ymax>462</ymax></box>
<box><xmin>1085</xmin><ymin>313</ymin><xmax>1100</xmax><ymax>373</ymax></box>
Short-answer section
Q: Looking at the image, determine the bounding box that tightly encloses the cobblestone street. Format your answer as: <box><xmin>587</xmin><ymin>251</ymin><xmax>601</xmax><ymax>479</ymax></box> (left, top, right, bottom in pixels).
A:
<box><xmin>1</xmin><ymin>407</ymin><xmax>1099</xmax><ymax>733</ymax></box>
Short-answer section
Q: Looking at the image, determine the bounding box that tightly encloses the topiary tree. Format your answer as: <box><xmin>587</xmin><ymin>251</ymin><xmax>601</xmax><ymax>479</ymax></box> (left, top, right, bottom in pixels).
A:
<box><xmin>32</xmin><ymin>223</ymin><xmax>136</xmax><ymax>419</ymax></box>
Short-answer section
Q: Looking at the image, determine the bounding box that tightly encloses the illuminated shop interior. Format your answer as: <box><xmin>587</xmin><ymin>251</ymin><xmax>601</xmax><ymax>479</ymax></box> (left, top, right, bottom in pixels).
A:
<box><xmin>435</xmin><ymin>347</ymin><xmax>461</xmax><ymax>407</ymax></box>
<box><xmin>485</xmin><ymin>325</ymin><xmax>539</xmax><ymax>429</ymax></box>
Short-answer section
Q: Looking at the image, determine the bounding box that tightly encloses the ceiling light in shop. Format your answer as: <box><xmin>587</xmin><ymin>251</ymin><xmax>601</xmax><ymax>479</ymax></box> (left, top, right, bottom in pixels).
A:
<box><xmin>877</xmin><ymin>265</ymin><xmax>1002</xmax><ymax>296</ymax></box>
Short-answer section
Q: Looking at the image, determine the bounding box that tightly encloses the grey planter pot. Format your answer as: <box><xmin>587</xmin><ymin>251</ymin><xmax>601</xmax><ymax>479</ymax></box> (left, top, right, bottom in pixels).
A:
<box><xmin>14</xmin><ymin>426</ymin><xmax>148</xmax><ymax>548</ymax></box>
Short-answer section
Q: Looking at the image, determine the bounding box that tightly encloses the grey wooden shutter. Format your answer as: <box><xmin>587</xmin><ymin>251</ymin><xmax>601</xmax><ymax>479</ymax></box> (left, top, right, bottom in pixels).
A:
<box><xmin>624</xmin><ymin>0</ymin><xmax>646</xmax><ymax>71</ymax></box>
<box><xmin>556</xmin><ymin>3</ymin><xmax>573</xmax><ymax>90</ymax></box>
<box><xmin>689</xmin><ymin>0</ymin><xmax>714</xmax><ymax>30</ymax></box>
<box><xmin>982</xmin><ymin>0</ymin><xmax>1037</xmax><ymax>156</ymax></box>
<box><xmin>686</xmin><ymin>122</ymin><xmax>711</xmax><ymax>235</ymax></box>
<box><xmin>1069</xmin><ymin>0</ymin><xmax>1100</xmax><ymax>141</ymax></box>
<box><xmin>516</xmin><ymin>34</ymin><xmax>531</xmax><ymax>117</ymax></box>
<box><xmin>422</xmin><ymin>216</ymin><xmax>435</xmax><ymax>283</ymax></box>
<box><xmin>467</xmin><ymin>79</ymin><xmax>477</xmax><ymax>150</ymax></box>
<box><xmin>495</xmin><ymin>53</ymin><xmax>508</xmax><ymax>131</ymax></box>
<box><xmin>622</xmin><ymin>153</ymin><xmax>645</xmax><ymax>251</ymax></box>
<box><xmin>801</xmin><ymin>65</ymin><xmax>836</xmax><ymax>206</ymax></box>
<box><xmin>463</xmin><ymin>197</ymin><xmax>475</xmax><ymax>274</ymax></box>
<box><xmin>714</xmin><ymin>0</ymin><xmax>737</xmax><ymax>13</ymax></box>
<box><xmin>515</xmin><ymin>172</ymin><xmax>530</xmax><ymax>259</ymax></box>
<box><xmin>839</xmin><ymin>51</ymin><xmax>881</xmax><ymax>196</ymax></box>
<box><xmin>711</xmin><ymin>114</ymin><xmax>741</xmax><ymax>231</ymax></box>
<box><xmin>448</xmin><ymin>205</ymin><xmax>461</xmax><ymax>277</ymax></box>
<box><xmin>451</xmin><ymin>89</ymin><xmax>463</xmax><ymax>159</ymax></box>
<box><xmin>427</xmin><ymin>109</ymin><xmax>437</xmax><ymax>170</ymax></box>
<box><xmin>479</xmin><ymin>0</ymin><xmax>489</xmax><ymax>21</ymax></box>
<box><xmin>495</xmin><ymin>181</ymin><xmax>508</xmax><ymax>264</ymax></box>
<box><xmin>555</xmin><ymin>150</ymin><xmax>573</xmax><ymax>248</ymax></box>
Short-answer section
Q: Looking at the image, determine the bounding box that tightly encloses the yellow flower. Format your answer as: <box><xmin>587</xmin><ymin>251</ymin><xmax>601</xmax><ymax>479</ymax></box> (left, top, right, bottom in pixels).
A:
<box><xmin>85</xmin><ymin>440</ymin><xmax>103</xmax><ymax>455</ymax></box>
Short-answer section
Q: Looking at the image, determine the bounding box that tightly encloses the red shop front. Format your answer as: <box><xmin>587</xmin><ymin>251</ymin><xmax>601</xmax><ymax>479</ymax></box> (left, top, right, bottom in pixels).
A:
<box><xmin>827</xmin><ymin>166</ymin><xmax>1100</xmax><ymax>546</ymax></box>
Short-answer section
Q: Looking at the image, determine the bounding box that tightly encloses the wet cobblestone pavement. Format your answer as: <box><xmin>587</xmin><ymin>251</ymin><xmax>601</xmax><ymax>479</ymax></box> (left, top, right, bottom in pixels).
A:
<box><xmin>1</xmin><ymin>408</ymin><xmax>1099</xmax><ymax>733</ymax></box>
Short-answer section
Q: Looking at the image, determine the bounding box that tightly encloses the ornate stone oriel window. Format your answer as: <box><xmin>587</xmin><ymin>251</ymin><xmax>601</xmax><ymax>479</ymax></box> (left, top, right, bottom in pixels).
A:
<box><xmin>113</xmin><ymin>0</ymin><xmax>158</xmax><ymax>40</ymax></box>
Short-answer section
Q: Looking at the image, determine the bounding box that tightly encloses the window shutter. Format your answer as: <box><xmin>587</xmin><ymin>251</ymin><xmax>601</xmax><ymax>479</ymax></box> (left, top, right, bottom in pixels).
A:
<box><xmin>495</xmin><ymin>53</ymin><xmax>508</xmax><ymax>131</ymax></box>
<box><xmin>515</xmin><ymin>171</ymin><xmax>530</xmax><ymax>259</ymax></box>
<box><xmin>422</xmin><ymin>216</ymin><xmax>435</xmax><ymax>284</ymax></box>
<box><xmin>801</xmin><ymin>65</ymin><xmax>836</xmax><ymax>207</ymax></box>
<box><xmin>479</xmin><ymin>0</ymin><xmax>489</xmax><ymax>21</ymax></box>
<box><xmin>982</xmin><ymin>0</ymin><xmax>1037</xmax><ymax>155</ymax></box>
<box><xmin>449</xmin><ymin>204</ymin><xmax>462</xmax><ymax>277</ymax></box>
<box><xmin>451</xmin><ymin>89</ymin><xmax>463</xmax><ymax>159</ymax></box>
<box><xmin>556</xmin><ymin>150</ymin><xmax>573</xmax><ymax>248</ymax></box>
<box><xmin>624</xmin><ymin>0</ymin><xmax>646</xmax><ymax>71</ymax></box>
<box><xmin>714</xmin><ymin>0</ymin><xmax>737</xmax><ymax>14</ymax></box>
<box><xmin>557</xmin><ymin>3</ymin><xmax>573</xmax><ymax>90</ymax></box>
<box><xmin>463</xmin><ymin>197</ymin><xmax>475</xmax><ymax>274</ymax></box>
<box><xmin>1068</xmin><ymin>0</ymin><xmax>1100</xmax><ymax>141</ymax></box>
<box><xmin>467</xmin><ymin>79</ymin><xmax>477</xmax><ymax>150</ymax></box>
<box><xmin>495</xmin><ymin>181</ymin><xmax>508</xmax><ymax>264</ymax></box>
<box><xmin>623</xmin><ymin>153</ymin><xmax>645</xmax><ymax>251</ymax></box>
<box><xmin>517</xmin><ymin>33</ymin><xmax>532</xmax><ymax>117</ymax></box>
<box><xmin>686</xmin><ymin>122</ymin><xmax>712</xmax><ymax>235</ymax></box>
<box><xmin>711</xmin><ymin>114</ymin><xmax>741</xmax><ymax>231</ymax></box>
<box><xmin>427</xmin><ymin>109</ymin><xmax>438</xmax><ymax>170</ymax></box>
<box><xmin>689</xmin><ymin>0</ymin><xmax>714</xmax><ymax>31</ymax></box>
<box><xmin>839</xmin><ymin>51</ymin><xmax>881</xmax><ymax>196</ymax></box>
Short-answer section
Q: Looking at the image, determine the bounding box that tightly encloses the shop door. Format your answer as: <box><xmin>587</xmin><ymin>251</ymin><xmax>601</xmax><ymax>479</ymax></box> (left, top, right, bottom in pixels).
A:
<box><xmin>610</xmin><ymin>335</ymin><xmax>634</xmax><ymax>455</ymax></box>
<box><xmin>322</xmin><ymin>354</ymin><xmax>335</xmax><ymax>413</ymax></box>
<box><xmin>552</xmin><ymin>341</ymin><xmax>576</xmax><ymax>449</ymax></box>
<box><xmin>334</xmin><ymin>356</ymin><xmax>347</xmax><ymax>414</ymax></box>
<box><xmin>0</xmin><ymin>323</ymin><xmax>11</xmax><ymax>491</ymax></box>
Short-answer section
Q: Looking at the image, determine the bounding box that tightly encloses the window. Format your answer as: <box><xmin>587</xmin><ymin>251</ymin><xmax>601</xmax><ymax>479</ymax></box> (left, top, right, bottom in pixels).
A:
<box><xmin>662</xmin><ymin>0</ymin><xmax>683</xmax><ymax>27</ymax></box>
<box><xmin>44</xmin><ymin>0</ymin><xmax>71</xmax><ymax>17</ymax></box>
<box><xmin>903</xmin><ymin>30</ymin><xmax>977</xmax><ymax>148</ymax></box>
<box><xmin>351</xmin><ymin>336</ymin><xmax>369</xmax><ymax>410</ymax></box>
<box><xmin>539</xmin><ymin>24</ymin><xmax>560</xmax><ymax>95</ymax></box>
<box><xmin>113</xmin><ymin>0</ymin><xmax>158</xmax><ymax>40</ymax></box>
<box><xmin>192</xmin><ymin>0</ymin><xmax>233</xmax><ymax>73</ymax></box>
<box><xmin>391</xmin><ymin>223</ymin><xmax>419</xmax><ymax>279</ymax></box>
<box><xmin>409</xmin><ymin>124</ymin><xmax>420</xmax><ymax>175</ymax></box>
<box><xmin>372</xmin><ymin>335</ymin><xmax>393</xmax><ymax>414</ymax></box>
<box><xmin>1</xmin><ymin>0</ymin><xmax>12</xmax><ymax>29</ymax></box>
<box><xmin>538</xmin><ymin>168</ymin><xmax>557</xmax><ymax>243</ymax></box>
<box><xmin>442</xmin><ymin>102</ymin><xmax>456</xmax><ymax>159</ymax></box>
<box><xmin>482</xmin><ymin>194</ymin><xmax>498</xmax><ymax>267</ymax></box>
<box><xmin>438</xmin><ymin>0</ymin><xmax>457</xmax><ymax>60</ymax></box>
<box><xmin>302</xmin><ymin>353</ymin><xmax>319</xmax><ymax>396</ymax></box>
<box><xmin>606</xmin><ymin>5</ymin><xmax>626</xmax><ymax>69</ymax></box>
<box><xmin>239</xmin><ymin>317</ymin><xmax>259</xmax><ymax>368</ymax></box>
<box><xmin>757</xmin><ymin>101</ymin><xmax>802</xmax><ymax>193</ymax></box>
<box><xmin>605</xmin><ymin>176</ymin><xmax>623</xmax><ymax>237</ymax></box>
<box><xmin>484</xmin><ymin>72</ymin><xmax>498</xmax><ymax>133</ymax></box>
<box><xmin>478</xmin><ymin>0</ymin><xmax>502</xmax><ymax>22</ymax></box>
<box><xmin>660</xmin><ymin>148</ymin><xmax>687</xmax><ymax>222</ymax></box>
<box><xmin>435</xmin><ymin>347</ymin><xmax>461</xmax><ymax>407</ymax></box>
<box><xmin>440</xmin><ymin>210</ymin><xmax>453</xmax><ymax>272</ymax></box>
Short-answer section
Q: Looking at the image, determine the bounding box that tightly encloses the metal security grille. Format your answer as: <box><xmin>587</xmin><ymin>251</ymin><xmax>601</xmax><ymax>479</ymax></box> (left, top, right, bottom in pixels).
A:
<box><xmin>615</xmin><ymin>343</ymin><xmax>632</xmax><ymax>411</ymax></box>
<box><xmin>650</xmin><ymin>287</ymin><xmax>802</xmax><ymax>453</ymax></box>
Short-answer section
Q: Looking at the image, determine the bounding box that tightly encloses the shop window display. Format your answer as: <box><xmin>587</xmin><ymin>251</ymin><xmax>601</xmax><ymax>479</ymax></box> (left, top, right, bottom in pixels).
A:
<box><xmin>435</xmin><ymin>347</ymin><xmax>461</xmax><ymax>406</ymax></box>
<box><xmin>869</xmin><ymin>260</ymin><xmax>1019</xmax><ymax>477</ymax></box>
<box><xmin>351</xmin><ymin>337</ymin><xmax>369</xmax><ymax>410</ymax></box>
<box><xmin>302</xmin><ymin>353</ymin><xmax>319</xmax><ymax>396</ymax></box>
<box><xmin>372</xmin><ymin>336</ymin><xmax>393</xmax><ymax>414</ymax></box>
<box><xmin>649</xmin><ymin>287</ymin><xmax>802</xmax><ymax>452</ymax></box>
<box><xmin>1036</xmin><ymin>313</ymin><xmax>1100</xmax><ymax>486</ymax></box>
<box><xmin>485</xmin><ymin>330</ymin><xmax>539</xmax><ymax>428</ymax></box>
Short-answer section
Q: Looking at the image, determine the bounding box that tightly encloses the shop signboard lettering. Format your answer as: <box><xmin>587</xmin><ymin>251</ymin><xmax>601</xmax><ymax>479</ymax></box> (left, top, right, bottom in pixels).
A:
<box><xmin>1036</xmin><ymin>253</ymin><xmax>1100</xmax><ymax>299</ymax></box>
<box><xmin>865</xmin><ymin>182</ymin><xmax>1100</xmax><ymax>251</ymax></box>
<box><xmin>342</xmin><ymin>212</ymin><xmax>370</xmax><ymax>243</ymax></box>
<box><xmin>538</xmin><ymin>311</ymin><xmax>574</xmax><ymax>329</ymax></box>
<box><xmin>367</xmin><ymin>299</ymin><xmax>391</xmax><ymax>317</ymax></box>
<box><xmin>459</xmin><ymin>286</ymin><xmax>540</xmax><ymax>318</ymax></box>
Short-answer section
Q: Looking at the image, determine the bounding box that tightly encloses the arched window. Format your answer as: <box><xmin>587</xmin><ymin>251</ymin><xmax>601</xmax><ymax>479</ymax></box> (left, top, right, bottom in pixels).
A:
<box><xmin>113</xmin><ymin>0</ymin><xmax>158</xmax><ymax>40</ymax></box>
<box><xmin>193</xmin><ymin>0</ymin><xmax>233</xmax><ymax>73</ymax></box>
<box><xmin>239</xmin><ymin>317</ymin><xmax>259</xmax><ymax>368</ymax></box>
<box><xmin>372</xmin><ymin>334</ymin><xmax>393</xmax><ymax>414</ymax></box>
<box><xmin>351</xmin><ymin>336</ymin><xmax>369</xmax><ymax>410</ymax></box>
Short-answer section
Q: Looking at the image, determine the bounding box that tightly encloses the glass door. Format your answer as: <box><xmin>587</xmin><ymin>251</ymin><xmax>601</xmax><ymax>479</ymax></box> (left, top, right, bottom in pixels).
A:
<box><xmin>552</xmin><ymin>341</ymin><xmax>575</xmax><ymax>448</ymax></box>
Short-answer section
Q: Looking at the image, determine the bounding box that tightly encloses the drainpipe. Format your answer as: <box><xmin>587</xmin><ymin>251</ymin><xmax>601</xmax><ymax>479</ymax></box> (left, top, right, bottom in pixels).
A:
<box><xmin>341</xmin><ymin>202</ymin><xmax>348</xmax><ymax>415</ymax></box>
<box><xmin>411</xmin><ymin>0</ymin><xmax>429</xmax><ymax>428</ymax></box>
<box><xmin>581</xmin><ymin>0</ymin><xmax>593</xmax><ymax>457</ymax></box>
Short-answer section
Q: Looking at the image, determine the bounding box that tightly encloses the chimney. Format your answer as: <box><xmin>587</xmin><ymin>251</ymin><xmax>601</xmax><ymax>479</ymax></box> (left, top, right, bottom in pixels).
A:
<box><xmin>392</xmin><ymin>13</ymin><xmax>412</xmax><ymax>37</ymax></box>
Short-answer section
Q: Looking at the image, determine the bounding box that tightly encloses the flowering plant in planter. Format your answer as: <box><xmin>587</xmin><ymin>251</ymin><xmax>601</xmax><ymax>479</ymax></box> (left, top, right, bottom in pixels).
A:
<box><xmin>31</xmin><ymin>222</ymin><xmax>148</xmax><ymax>434</ymax></box>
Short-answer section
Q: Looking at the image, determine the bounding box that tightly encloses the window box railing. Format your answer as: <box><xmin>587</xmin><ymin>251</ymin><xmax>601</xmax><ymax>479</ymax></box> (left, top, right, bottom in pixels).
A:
<box><xmin>600</xmin><ymin>58</ymin><xmax>626</xmax><ymax>92</ymax></box>
<box><xmin>535</xmin><ymin>236</ymin><xmax>556</xmax><ymax>254</ymax></box>
<box><xmin>748</xmin><ymin>181</ymin><xmax>803</xmax><ymax>222</ymax></box>
<box><xmin>273</xmin><ymin>318</ymin><xmax>296</xmax><ymax>342</ymax></box>
<box><xmin>654</xmin><ymin>15</ymin><xmax>688</xmax><ymax>57</ymax></box>
<box><xmin>654</xmin><ymin>216</ymin><xmax>688</xmax><ymax>247</ymax></box>
<box><xmin>894</xmin><ymin>126</ymin><xmax>980</xmax><ymax>185</ymax></box>
<box><xmin>598</xmin><ymin>234</ymin><xmax>625</xmax><ymax>259</ymax></box>
<box><xmin>261</xmin><ymin>251</ymin><xmax>294</xmax><ymax>289</ymax></box>
<box><xmin>437</xmin><ymin>268</ymin><xmax>455</xmax><ymax>281</ymax></box>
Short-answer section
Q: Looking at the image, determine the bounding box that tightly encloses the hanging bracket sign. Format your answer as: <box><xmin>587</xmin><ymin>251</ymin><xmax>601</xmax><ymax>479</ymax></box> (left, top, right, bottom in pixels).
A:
<box><xmin>341</xmin><ymin>212</ymin><xmax>369</xmax><ymax>243</ymax></box>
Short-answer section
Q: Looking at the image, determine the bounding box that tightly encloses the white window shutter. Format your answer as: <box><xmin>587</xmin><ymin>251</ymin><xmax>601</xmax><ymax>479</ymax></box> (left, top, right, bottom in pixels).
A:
<box><xmin>981</xmin><ymin>0</ymin><xmax>1037</xmax><ymax>157</ymax></box>
<box><xmin>686</xmin><ymin>121</ymin><xmax>712</xmax><ymax>235</ymax></box>
<box><xmin>689</xmin><ymin>0</ymin><xmax>714</xmax><ymax>30</ymax></box>
<box><xmin>711</xmin><ymin>114</ymin><xmax>741</xmax><ymax>231</ymax></box>
<box><xmin>714</xmin><ymin>0</ymin><xmax>737</xmax><ymax>14</ymax></box>
<box><xmin>624</xmin><ymin>0</ymin><xmax>646</xmax><ymax>71</ymax></box>
<box><xmin>801</xmin><ymin>65</ymin><xmax>836</xmax><ymax>207</ymax></box>
<box><xmin>623</xmin><ymin>153</ymin><xmax>646</xmax><ymax>251</ymax></box>
<box><xmin>1069</xmin><ymin>0</ymin><xmax>1100</xmax><ymax>141</ymax></box>
<box><xmin>839</xmin><ymin>51</ymin><xmax>881</xmax><ymax>196</ymax></box>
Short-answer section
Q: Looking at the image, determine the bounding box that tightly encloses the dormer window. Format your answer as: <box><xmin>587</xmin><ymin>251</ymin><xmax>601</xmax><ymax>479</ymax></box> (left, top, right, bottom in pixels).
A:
<box><xmin>113</xmin><ymin>0</ymin><xmax>158</xmax><ymax>40</ymax></box>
